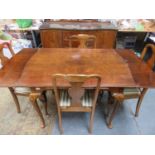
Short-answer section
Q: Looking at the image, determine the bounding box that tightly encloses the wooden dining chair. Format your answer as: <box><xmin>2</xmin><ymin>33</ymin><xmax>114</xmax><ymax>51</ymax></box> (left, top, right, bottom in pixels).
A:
<box><xmin>68</xmin><ymin>34</ymin><xmax>96</xmax><ymax>48</ymax></box>
<box><xmin>0</xmin><ymin>42</ymin><xmax>48</xmax><ymax>127</ymax></box>
<box><xmin>52</xmin><ymin>74</ymin><xmax>101</xmax><ymax>134</ymax></box>
<box><xmin>106</xmin><ymin>44</ymin><xmax>155</xmax><ymax>128</ymax></box>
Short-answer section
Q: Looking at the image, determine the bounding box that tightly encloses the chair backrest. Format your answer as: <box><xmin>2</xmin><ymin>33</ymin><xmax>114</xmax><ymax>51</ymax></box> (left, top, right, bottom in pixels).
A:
<box><xmin>141</xmin><ymin>44</ymin><xmax>155</xmax><ymax>70</ymax></box>
<box><xmin>0</xmin><ymin>42</ymin><xmax>15</xmax><ymax>67</ymax></box>
<box><xmin>69</xmin><ymin>34</ymin><xmax>96</xmax><ymax>48</ymax></box>
<box><xmin>52</xmin><ymin>74</ymin><xmax>101</xmax><ymax>108</ymax></box>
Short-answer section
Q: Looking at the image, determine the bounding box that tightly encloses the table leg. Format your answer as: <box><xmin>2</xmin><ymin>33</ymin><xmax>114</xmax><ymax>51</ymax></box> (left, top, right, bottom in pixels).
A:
<box><xmin>106</xmin><ymin>90</ymin><xmax>124</xmax><ymax>129</ymax></box>
<box><xmin>8</xmin><ymin>87</ymin><xmax>21</xmax><ymax>113</ymax></box>
<box><xmin>29</xmin><ymin>92</ymin><xmax>45</xmax><ymax>128</ymax></box>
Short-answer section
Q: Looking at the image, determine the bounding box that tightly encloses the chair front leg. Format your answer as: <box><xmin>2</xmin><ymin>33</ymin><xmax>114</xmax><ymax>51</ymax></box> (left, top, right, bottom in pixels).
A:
<box><xmin>29</xmin><ymin>92</ymin><xmax>45</xmax><ymax>128</ymax></box>
<box><xmin>135</xmin><ymin>88</ymin><xmax>148</xmax><ymax>117</ymax></box>
<box><xmin>8</xmin><ymin>87</ymin><xmax>21</xmax><ymax>113</ymax></box>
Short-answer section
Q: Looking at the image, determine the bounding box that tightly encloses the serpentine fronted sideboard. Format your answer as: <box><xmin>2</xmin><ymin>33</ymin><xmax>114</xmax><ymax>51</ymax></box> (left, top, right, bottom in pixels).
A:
<box><xmin>40</xmin><ymin>21</ymin><xmax>118</xmax><ymax>48</ymax></box>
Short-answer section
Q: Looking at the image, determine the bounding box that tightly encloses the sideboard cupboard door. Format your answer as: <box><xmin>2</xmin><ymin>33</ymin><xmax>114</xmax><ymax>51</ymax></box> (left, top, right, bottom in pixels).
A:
<box><xmin>95</xmin><ymin>30</ymin><xmax>117</xmax><ymax>48</ymax></box>
<box><xmin>40</xmin><ymin>30</ymin><xmax>62</xmax><ymax>48</ymax></box>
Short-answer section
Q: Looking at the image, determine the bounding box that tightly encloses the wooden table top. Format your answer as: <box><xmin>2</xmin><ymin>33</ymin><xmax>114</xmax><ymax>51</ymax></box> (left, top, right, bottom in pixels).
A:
<box><xmin>0</xmin><ymin>48</ymin><xmax>155</xmax><ymax>88</ymax></box>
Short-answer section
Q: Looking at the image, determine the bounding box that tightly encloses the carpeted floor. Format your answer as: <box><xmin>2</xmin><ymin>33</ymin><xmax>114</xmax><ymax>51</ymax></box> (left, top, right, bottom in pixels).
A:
<box><xmin>0</xmin><ymin>88</ymin><xmax>57</xmax><ymax>135</ymax></box>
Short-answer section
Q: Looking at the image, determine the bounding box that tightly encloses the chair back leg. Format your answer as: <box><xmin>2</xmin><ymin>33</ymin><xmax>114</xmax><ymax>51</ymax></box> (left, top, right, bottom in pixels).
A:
<box><xmin>135</xmin><ymin>88</ymin><xmax>148</xmax><ymax>117</ymax></box>
<box><xmin>89</xmin><ymin>110</ymin><xmax>95</xmax><ymax>134</ymax></box>
<box><xmin>57</xmin><ymin>109</ymin><xmax>63</xmax><ymax>134</ymax></box>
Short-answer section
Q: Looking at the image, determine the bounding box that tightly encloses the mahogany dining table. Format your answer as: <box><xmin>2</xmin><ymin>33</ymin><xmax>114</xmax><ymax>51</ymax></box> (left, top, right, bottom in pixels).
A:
<box><xmin>1</xmin><ymin>48</ymin><xmax>155</xmax><ymax>127</ymax></box>
<box><xmin>0</xmin><ymin>48</ymin><xmax>155</xmax><ymax>88</ymax></box>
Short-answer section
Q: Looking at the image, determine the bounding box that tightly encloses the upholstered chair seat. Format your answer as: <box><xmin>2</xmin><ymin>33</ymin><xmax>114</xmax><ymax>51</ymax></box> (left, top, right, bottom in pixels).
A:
<box><xmin>59</xmin><ymin>90</ymin><xmax>93</xmax><ymax>107</ymax></box>
<box><xmin>123</xmin><ymin>88</ymin><xmax>141</xmax><ymax>97</ymax></box>
<box><xmin>14</xmin><ymin>87</ymin><xmax>32</xmax><ymax>94</ymax></box>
